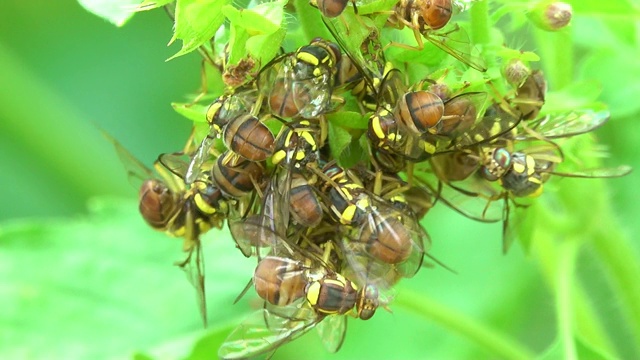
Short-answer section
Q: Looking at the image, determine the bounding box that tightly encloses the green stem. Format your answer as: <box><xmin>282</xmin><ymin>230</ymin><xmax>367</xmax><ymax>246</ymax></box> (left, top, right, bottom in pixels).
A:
<box><xmin>533</xmin><ymin>209</ymin><xmax>618</xmax><ymax>356</ymax></box>
<box><xmin>470</xmin><ymin>0</ymin><xmax>491</xmax><ymax>45</ymax></box>
<box><xmin>395</xmin><ymin>287</ymin><xmax>535</xmax><ymax>360</ymax></box>
<box><xmin>556</xmin><ymin>238</ymin><xmax>579</xmax><ymax>360</ymax></box>
<box><xmin>533</xmin><ymin>27</ymin><xmax>573</xmax><ymax>89</ymax></box>
<box><xmin>593</xmin><ymin>215</ymin><xmax>640</xmax><ymax>352</ymax></box>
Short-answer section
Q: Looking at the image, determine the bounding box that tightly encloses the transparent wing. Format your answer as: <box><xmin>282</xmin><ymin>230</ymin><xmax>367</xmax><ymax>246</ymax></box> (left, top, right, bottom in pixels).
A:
<box><xmin>101</xmin><ymin>130</ymin><xmax>156</xmax><ymax>190</ymax></box>
<box><xmin>185</xmin><ymin>132</ymin><xmax>217</xmax><ymax>185</ymax></box>
<box><xmin>446</xmin><ymin>103</ymin><xmax>520</xmax><ymax>151</ymax></box>
<box><xmin>323</xmin><ymin>14</ymin><xmax>386</xmax><ymax>97</ymax></box>
<box><xmin>218</xmin><ymin>305</ymin><xmax>319</xmax><ymax>360</ymax></box>
<box><xmin>377</xmin><ymin>68</ymin><xmax>407</xmax><ymax>108</ymax></box>
<box><xmin>158</xmin><ymin>152</ymin><xmax>191</xmax><ymax>180</ymax></box>
<box><xmin>440</xmin><ymin>92</ymin><xmax>488</xmax><ymax>137</ymax></box>
<box><xmin>519</xmin><ymin>108</ymin><xmax>610</xmax><ymax>140</ymax></box>
<box><xmin>316</xmin><ymin>314</ymin><xmax>347</xmax><ymax>353</ymax></box>
<box><xmin>551</xmin><ymin>165</ymin><xmax>632</xmax><ymax>178</ymax></box>
<box><xmin>415</xmin><ymin>169</ymin><xmax>503</xmax><ymax>223</ymax></box>
<box><xmin>425</xmin><ymin>25</ymin><xmax>487</xmax><ymax>72</ymax></box>
<box><xmin>177</xmin><ymin>202</ymin><xmax>208</xmax><ymax>327</ymax></box>
<box><xmin>502</xmin><ymin>197</ymin><xmax>531</xmax><ymax>254</ymax></box>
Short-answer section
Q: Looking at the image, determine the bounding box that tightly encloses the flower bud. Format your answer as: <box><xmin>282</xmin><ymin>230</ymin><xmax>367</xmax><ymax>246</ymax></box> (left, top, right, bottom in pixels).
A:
<box><xmin>502</xmin><ymin>59</ymin><xmax>531</xmax><ymax>88</ymax></box>
<box><xmin>527</xmin><ymin>1</ymin><xmax>572</xmax><ymax>32</ymax></box>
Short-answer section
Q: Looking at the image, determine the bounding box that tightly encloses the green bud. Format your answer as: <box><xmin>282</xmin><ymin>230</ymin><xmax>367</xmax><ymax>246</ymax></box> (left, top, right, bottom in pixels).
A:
<box><xmin>502</xmin><ymin>59</ymin><xmax>531</xmax><ymax>88</ymax></box>
<box><xmin>527</xmin><ymin>1</ymin><xmax>572</xmax><ymax>32</ymax></box>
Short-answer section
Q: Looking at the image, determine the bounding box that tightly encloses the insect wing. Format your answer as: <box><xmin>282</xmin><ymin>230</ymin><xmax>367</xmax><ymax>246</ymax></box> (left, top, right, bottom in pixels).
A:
<box><xmin>551</xmin><ymin>165</ymin><xmax>632</xmax><ymax>179</ymax></box>
<box><xmin>158</xmin><ymin>152</ymin><xmax>191</xmax><ymax>181</ymax></box>
<box><xmin>178</xmin><ymin>202</ymin><xmax>209</xmax><ymax>327</ymax></box>
<box><xmin>502</xmin><ymin>197</ymin><xmax>532</xmax><ymax>254</ymax></box>
<box><xmin>323</xmin><ymin>15</ymin><xmax>385</xmax><ymax>97</ymax></box>
<box><xmin>416</xmin><ymin>170</ymin><xmax>503</xmax><ymax>222</ymax></box>
<box><xmin>448</xmin><ymin>104</ymin><xmax>520</xmax><ymax>150</ymax></box>
<box><xmin>102</xmin><ymin>130</ymin><xmax>159</xmax><ymax>190</ymax></box>
<box><xmin>258</xmin><ymin>54</ymin><xmax>288</xmax><ymax>97</ymax></box>
<box><xmin>425</xmin><ymin>25</ymin><xmax>487</xmax><ymax>72</ymax></box>
<box><xmin>440</xmin><ymin>92</ymin><xmax>488</xmax><ymax>137</ymax></box>
<box><xmin>378</xmin><ymin>68</ymin><xmax>407</xmax><ymax>108</ymax></box>
<box><xmin>185</xmin><ymin>132</ymin><xmax>217</xmax><ymax>185</ymax></box>
<box><xmin>315</xmin><ymin>314</ymin><xmax>347</xmax><ymax>353</ymax></box>
<box><xmin>218</xmin><ymin>306</ymin><xmax>319</xmax><ymax>360</ymax></box>
<box><xmin>519</xmin><ymin>109</ymin><xmax>610</xmax><ymax>140</ymax></box>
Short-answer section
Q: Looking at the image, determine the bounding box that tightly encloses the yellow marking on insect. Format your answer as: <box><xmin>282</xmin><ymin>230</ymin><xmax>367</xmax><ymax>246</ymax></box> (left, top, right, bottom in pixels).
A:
<box><xmin>206</xmin><ymin>102</ymin><xmax>222</xmax><ymax>124</ymax></box>
<box><xmin>525</xmin><ymin>156</ymin><xmax>536</xmax><ymax>175</ymax></box>
<box><xmin>295</xmin><ymin>150</ymin><xmax>306</xmax><ymax>161</ymax></box>
<box><xmin>490</xmin><ymin>122</ymin><xmax>503</xmax><ymax>136</ymax></box>
<box><xmin>301</xmin><ymin>132</ymin><xmax>317</xmax><ymax>150</ymax></box>
<box><xmin>423</xmin><ymin>141</ymin><xmax>436</xmax><ymax>154</ymax></box>
<box><xmin>297</xmin><ymin>52</ymin><xmax>319</xmax><ymax>66</ymax></box>
<box><xmin>284</xmin><ymin>130</ymin><xmax>294</xmax><ymax>147</ymax></box>
<box><xmin>356</xmin><ymin>196</ymin><xmax>370</xmax><ymax>210</ymax></box>
<box><xmin>512</xmin><ymin>162</ymin><xmax>526</xmax><ymax>174</ymax></box>
<box><xmin>194</xmin><ymin>194</ymin><xmax>217</xmax><ymax>215</ymax></box>
<box><xmin>340</xmin><ymin>205</ymin><xmax>357</xmax><ymax>224</ymax></box>
<box><xmin>528</xmin><ymin>184</ymin><xmax>544</xmax><ymax>198</ymax></box>
<box><xmin>372</xmin><ymin>117</ymin><xmax>386</xmax><ymax>140</ymax></box>
<box><xmin>272</xmin><ymin>150</ymin><xmax>286</xmax><ymax>165</ymax></box>
<box><xmin>306</xmin><ymin>281</ymin><xmax>321</xmax><ymax>306</ymax></box>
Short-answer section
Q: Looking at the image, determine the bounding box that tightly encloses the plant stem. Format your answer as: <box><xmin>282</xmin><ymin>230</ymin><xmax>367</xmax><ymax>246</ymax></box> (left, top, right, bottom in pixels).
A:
<box><xmin>556</xmin><ymin>238</ymin><xmax>579</xmax><ymax>360</ymax></box>
<box><xmin>533</xmin><ymin>210</ymin><xmax>618</xmax><ymax>356</ymax></box>
<box><xmin>395</xmin><ymin>287</ymin><xmax>535</xmax><ymax>360</ymax></box>
<box><xmin>533</xmin><ymin>27</ymin><xmax>573</xmax><ymax>89</ymax></box>
<box><xmin>470</xmin><ymin>0</ymin><xmax>491</xmax><ymax>45</ymax></box>
<box><xmin>593</xmin><ymin>214</ymin><xmax>640</xmax><ymax>353</ymax></box>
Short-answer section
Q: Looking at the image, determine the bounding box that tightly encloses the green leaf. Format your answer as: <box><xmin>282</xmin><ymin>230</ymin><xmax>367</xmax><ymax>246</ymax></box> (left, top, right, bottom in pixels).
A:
<box><xmin>223</xmin><ymin>1</ymin><xmax>286</xmax><ymax>67</ymax></box>
<box><xmin>77</xmin><ymin>0</ymin><xmax>140</xmax><ymax>26</ymax></box>
<box><xmin>356</xmin><ymin>0</ymin><xmax>398</xmax><ymax>15</ymax></box>
<box><xmin>339</xmin><ymin>136</ymin><xmax>367</xmax><ymax>168</ymax></box>
<box><xmin>172</xmin><ymin>102</ymin><xmax>209</xmax><ymax>123</ymax></box>
<box><xmin>137</xmin><ymin>0</ymin><xmax>175</xmax><ymax>11</ymax></box>
<box><xmin>537</xmin><ymin>336</ymin><xmax>618</xmax><ymax>360</ymax></box>
<box><xmin>226</xmin><ymin>23</ymin><xmax>251</xmax><ymax>65</ymax></box>
<box><xmin>328</xmin><ymin>121</ymin><xmax>352</xmax><ymax>161</ymax></box>
<box><xmin>326</xmin><ymin>111</ymin><xmax>368</xmax><ymax>130</ymax></box>
<box><xmin>222</xmin><ymin>1</ymin><xmax>285</xmax><ymax>36</ymax></box>
<box><xmin>168</xmin><ymin>0</ymin><xmax>231</xmax><ymax>60</ymax></box>
<box><xmin>0</xmin><ymin>198</ymin><xmax>254</xmax><ymax>359</ymax></box>
<box><xmin>246</xmin><ymin>29</ymin><xmax>287</xmax><ymax>67</ymax></box>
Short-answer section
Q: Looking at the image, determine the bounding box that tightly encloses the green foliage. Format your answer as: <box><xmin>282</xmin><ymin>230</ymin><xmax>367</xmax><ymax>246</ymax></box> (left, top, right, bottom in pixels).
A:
<box><xmin>77</xmin><ymin>0</ymin><xmax>140</xmax><ymax>26</ymax></box>
<box><xmin>2</xmin><ymin>0</ymin><xmax>640</xmax><ymax>359</ymax></box>
<box><xmin>168</xmin><ymin>0</ymin><xmax>231</xmax><ymax>60</ymax></box>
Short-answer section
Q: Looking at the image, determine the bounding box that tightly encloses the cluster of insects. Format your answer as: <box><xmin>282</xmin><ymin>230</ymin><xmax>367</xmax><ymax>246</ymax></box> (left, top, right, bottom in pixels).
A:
<box><xmin>108</xmin><ymin>0</ymin><xmax>630</xmax><ymax>358</ymax></box>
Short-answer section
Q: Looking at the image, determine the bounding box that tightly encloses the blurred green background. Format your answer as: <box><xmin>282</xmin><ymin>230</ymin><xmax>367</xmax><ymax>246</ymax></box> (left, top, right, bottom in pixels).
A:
<box><xmin>1</xmin><ymin>1</ymin><xmax>640</xmax><ymax>359</ymax></box>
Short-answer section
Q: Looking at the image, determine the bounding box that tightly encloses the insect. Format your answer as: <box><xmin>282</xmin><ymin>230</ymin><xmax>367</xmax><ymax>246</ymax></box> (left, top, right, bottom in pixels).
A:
<box><xmin>104</xmin><ymin>134</ymin><xmax>228</xmax><ymax>327</ymax></box>
<box><xmin>313</xmin><ymin>163</ymin><xmax>426</xmax><ymax>294</ymax></box>
<box><xmin>385</xmin><ymin>0</ymin><xmax>487</xmax><ymax>72</ymax></box>
<box><xmin>259</xmin><ymin>38</ymin><xmax>342</xmax><ymax>119</ymax></box>
<box><xmin>219</xmin><ymin>242</ymin><xmax>379</xmax><ymax>359</ymax></box>
<box><xmin>423</xmin><ymin>105</ymin><xmax>631</xmax><ymax>252</ymax></box>
<box><xmin>222</xmin><ymin>113</ymin><xmax>275</xmax><ymax>162</ymax></box>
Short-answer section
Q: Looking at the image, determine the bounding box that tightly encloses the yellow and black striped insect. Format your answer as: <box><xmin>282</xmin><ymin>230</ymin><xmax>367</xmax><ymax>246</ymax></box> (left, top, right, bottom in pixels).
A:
<box><xmin>259</xmin><ymin>38</ymin><xmax>343</xmax><ymax>119</ymax></box>
<box><xmin>386</xmin><ymin>0</ymin><xmax>487</xmax><ymax>72</ymax></box>
<box><xmin>219</xmin><ymin>241</ymin><xmax>379</xmax><ymax>359</ymax></box>
<box><xmin>105</xmin><ymin>134</ymin><xmax>228</xmax><ymax>328</ymax></box>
